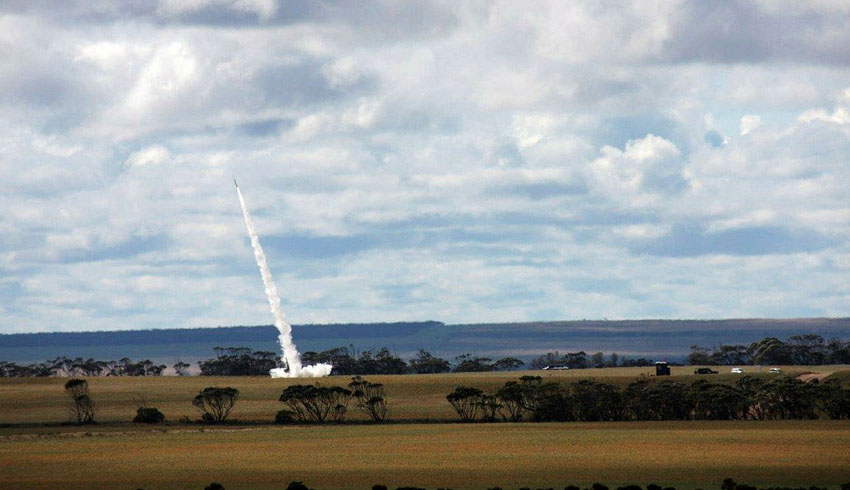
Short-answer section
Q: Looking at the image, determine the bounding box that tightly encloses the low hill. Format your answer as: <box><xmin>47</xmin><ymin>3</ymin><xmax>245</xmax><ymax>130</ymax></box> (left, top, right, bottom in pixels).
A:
<box><xmin>0</xmin><ymin>318</ymin><xmax>850</xmax><ymax>363</ymax></box>
<box><xmin>3</xmin><ymin>318</ymin><xmax>850</xmax><ymax>366</ymax></box>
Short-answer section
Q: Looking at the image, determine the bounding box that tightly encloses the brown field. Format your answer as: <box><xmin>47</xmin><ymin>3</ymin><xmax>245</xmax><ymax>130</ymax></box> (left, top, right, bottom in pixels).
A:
<box><xmin>1</xmin><ymin>421</ymin><xmax>849</xmax><ymax>490</ymax></box>
<box><xmin>1</xmin><ymin>366</ymin><xmax>849</xmax><ymax>489</ymax></box>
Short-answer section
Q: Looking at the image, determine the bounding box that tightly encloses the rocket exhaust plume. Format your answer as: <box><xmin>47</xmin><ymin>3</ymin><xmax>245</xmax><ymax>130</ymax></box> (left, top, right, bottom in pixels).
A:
<box><xmin>235</xmin><ymin>180</ymin><xmax>332</xmax><ymax>378</ymax></box>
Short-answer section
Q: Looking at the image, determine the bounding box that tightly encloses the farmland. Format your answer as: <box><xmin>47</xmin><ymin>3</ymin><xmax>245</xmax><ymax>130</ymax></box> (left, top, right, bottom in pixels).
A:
<box><xmin>1</xmin><ymin>367</ymin><xmax>849</xmax><ymax>489</ymax></box>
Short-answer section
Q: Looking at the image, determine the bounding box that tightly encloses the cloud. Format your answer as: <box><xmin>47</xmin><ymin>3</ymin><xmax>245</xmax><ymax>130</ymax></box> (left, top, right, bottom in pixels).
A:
<box><xmin>630</xmin><ymin>224</ymin><xmax>833</xmax><ymax>257</ymax></box>
<box><xmin>2</xmin><ymin>1</ymin><xmax>850</xmax><ymax>332</ymax></box>
<box><xmin>739</xmin><ymin>115</ymin><xmax>761</xmax><ymax>135</ymax></box>
<box><xmin>126</xmin><ymin>145</ymin><xmax>171</xmax><ymax>166</ymax></box>
<box><xmin>588</xmin><ymin>134</ymin><xmax>686</xmax><ymax>207</ymax></box>
<box><xmin>156</xmin><ymin>0</ymin><xmax>278</xmax><ymax>21</ymax></box>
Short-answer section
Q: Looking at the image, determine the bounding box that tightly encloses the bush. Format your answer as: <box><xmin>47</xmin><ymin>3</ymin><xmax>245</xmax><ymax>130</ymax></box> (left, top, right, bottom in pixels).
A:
<box><xmin>204</xmin><ymin>484</ymin><xmax>225</xmax><ymax>490</ymax></box>
<box><xmin>133</xmin><ymin>407</ymin><xmax>165</xmax><ymax>424</ymax></box>
<box><xmin>286</xmin><ymin>482</ymin><xmax>312</xmax><ymax>490</ymax></box>
<box><xmin>275</xmin><ymin>410</ymin><xmax>294</xmax><ymax>424</ymax></box>
<box><xmin>372</xmin><ymin>486</ymin><xmax>388</xmax><ymax>490</ymax></box>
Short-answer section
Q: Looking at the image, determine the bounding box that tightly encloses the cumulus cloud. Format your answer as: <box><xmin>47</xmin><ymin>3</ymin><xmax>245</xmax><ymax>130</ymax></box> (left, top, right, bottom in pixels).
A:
<box><xmin>1</xmin><ymin>1</ymin><xmax>850</xmax><ymax>333</ymax></box>
<box><xmin>589</xmin><ymin>134</ymin><xmax>685</xmax><ymax>206</ymax></box>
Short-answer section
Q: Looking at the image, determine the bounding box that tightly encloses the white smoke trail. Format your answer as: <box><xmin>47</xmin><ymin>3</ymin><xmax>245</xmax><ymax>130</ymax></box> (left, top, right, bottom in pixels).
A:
<box><xmin>235</xmin><ymin>182</ymin><xmax>332</xmax><ymax>378</ymax></box>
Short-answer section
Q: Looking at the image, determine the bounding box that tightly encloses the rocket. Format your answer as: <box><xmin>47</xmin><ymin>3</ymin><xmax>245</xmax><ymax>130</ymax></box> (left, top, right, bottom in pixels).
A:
<box><xmin>234</xmin><ymin>178</ymin><xmax>238</xmax><ymax>188</ymax></box>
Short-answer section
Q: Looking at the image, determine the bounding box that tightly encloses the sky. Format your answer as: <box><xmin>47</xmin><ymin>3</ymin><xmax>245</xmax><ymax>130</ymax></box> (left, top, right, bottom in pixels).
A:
<box><xmin>2</xmin><ymin>1</ymin><xmax>850</xmax><ymax>334</ymax></box>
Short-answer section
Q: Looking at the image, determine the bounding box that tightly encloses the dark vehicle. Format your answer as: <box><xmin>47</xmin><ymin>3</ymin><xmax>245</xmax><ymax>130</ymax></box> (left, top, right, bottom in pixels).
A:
<box><xmin>694</xmin><ymin>367</ymin><xmax>719</xmax><ymax>375</ymax></box>
<box><xmin>655</xmin><ymin>361</ymin><xmax>671</xmax><ymax>376</ymax></box>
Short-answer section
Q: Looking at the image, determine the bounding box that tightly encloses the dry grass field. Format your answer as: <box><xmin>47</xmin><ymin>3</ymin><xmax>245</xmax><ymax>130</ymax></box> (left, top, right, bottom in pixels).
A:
<box><xmin>1</xmin><ymin>366</ymin><xmax>849</xmax><ymax>489</ymax></box>
<box><xmin>1</xmin><ymin>421</ymin><xmax>849</xmax><ymax>490</ymax></box>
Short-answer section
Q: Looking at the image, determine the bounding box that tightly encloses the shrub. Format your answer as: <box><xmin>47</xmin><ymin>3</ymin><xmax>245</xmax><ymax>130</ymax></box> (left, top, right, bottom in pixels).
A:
<box><xmin>286</xmin><ymin>482</ymin><xmax>312</xmax><ymax>490</ymax></box>
<box><xmin>204</xmin><ymin>483</ymin><xmax>225</xmax><ymax>490</ymax></box>
<box><xmin>275</xmin><ymin>409</ymin><xmax>294</xmax><ymax>424</ymax></box>
<box><xmin>133</xmin><ymin>407</ymin><xmax>165</xmax><ymax>424</ymax></box>
<box><xmin>372</xmin><ymin>486</ymin><xmax>388</xmax><ymax>490</ymax></box>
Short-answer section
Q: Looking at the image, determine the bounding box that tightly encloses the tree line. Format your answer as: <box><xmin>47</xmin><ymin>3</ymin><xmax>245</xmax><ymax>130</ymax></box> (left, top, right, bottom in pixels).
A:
<box><xmin>199</xmin><ymin>346</ymin><xmax>524</xmax><ymax>376</ymax></box>
<box><xmin>3</xmin><ymin>333</ymin><xmax>849</xmax><ymax>378</ymax></box>
<box><xmin>0</xmin><ymin>356</ymin><xmax>170</xmax><ymax>377</ymax></box>
<box><xmin>688</xmin><ymin>334</ymin><xmax>850</xmax><ymax>366</ymax></box>
<box><xmin>446</xmin><ymin>375</ymin><xmax>850</xmax><ymax>423</ymax></box>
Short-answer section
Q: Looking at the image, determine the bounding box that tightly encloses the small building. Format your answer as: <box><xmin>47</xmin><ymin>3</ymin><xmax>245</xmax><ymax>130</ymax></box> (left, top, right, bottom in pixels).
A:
<box><xmin>655</xmin><ymin>361</ymin><xmax>671</xmax><ymax>376</ymax></box>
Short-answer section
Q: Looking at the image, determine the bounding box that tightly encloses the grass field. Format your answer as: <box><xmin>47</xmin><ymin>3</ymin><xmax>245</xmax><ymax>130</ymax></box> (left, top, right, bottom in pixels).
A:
<box><xmin>1</xmin><ymin>367</ymin><xmax>849</xmax><ymax>489</ymax></box>
<box><xmin>1</xmin><ymin>421</ymin><xmax>849</xmax><ymax>489</ymax></box>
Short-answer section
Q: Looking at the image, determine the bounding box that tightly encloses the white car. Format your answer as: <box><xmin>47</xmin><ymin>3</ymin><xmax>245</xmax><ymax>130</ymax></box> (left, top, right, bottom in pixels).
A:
<box><xmin>731</xmin><ymin>367</ymin><xmax>744</xmax><ymax>374</ymax></box>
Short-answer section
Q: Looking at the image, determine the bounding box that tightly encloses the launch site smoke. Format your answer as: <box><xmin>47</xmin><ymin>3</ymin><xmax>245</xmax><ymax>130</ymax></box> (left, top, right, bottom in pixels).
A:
<box><xmin>235</xmin><ymin>179</ymin><xmax>332</xmax><ymax>378</ymax></box>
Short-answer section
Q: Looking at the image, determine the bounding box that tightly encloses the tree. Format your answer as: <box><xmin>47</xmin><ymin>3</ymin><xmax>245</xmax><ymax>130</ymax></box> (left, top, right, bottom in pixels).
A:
<box><xmin>199</xmin><ymin>347</ymin><xmax>276</xmax><ymax>376</ymax></box>
<box><xmin>453</xmin><ymin>354</ymin><xmax>493</xmax><ymax>372</ymax></box>
<box><xmin>446</xmin><ymin>386</ymin><xmax>484</xmax><ymax>422</ymax></box>
<box><xmin>348</xmin><ymin>376</ymin><xmax>388</xmax><ymax>422</ymax></box>
<box><xmin>590</xmin><ymin>352</ymin><xmax>605</xmax><ymax>368</ymax></box>
<box><xmin>564</xmin><ymin>351</ymin><xmax>589</xmax><ymax>369</ymax></box>
<box><xmin>477</xmin><ymin>394</ymin><xmax>502</xmax><ymax>422</ymax></box>
<box><xmin>192</xmin><ymin>387</ymin><xmax>239</xmax><ymax>423</ymax></box>
<box><xmin>64</xmin><ymin>379</ymin><xmax>95</xmax><ymax>424</ymax></box>
<box><xmin>749</xmin><ymin>337</ymin><xmax>791</xmax><ymax>365</ymax></box>
<box><xmin>495</xmin><ymin>381</ymin><xmax>526</xmax><ymax>422</ymax></box>
<box><xmin>817</xmin><ymin>379</ymin><xmax>850</xmax><ymax>419</ymax></box>
<box><xmin>530</xmin><ymin>351</ymin><xmax>563</xmax><ymax>370</ymax></box>
<box><xmin>408</xmin><ymin>349</ymin><xmax>451</xmax><ymax>374</ymax></box>
<box><xmin>173</xmin><ymin>361</ymin><xmax>191</xmax><ymax>376</ymax></box>
<box><xmin>279</xmin><ymin>384</ymin><xmax>352</xmax><ymax>423</ymax></box>
<box><xmin>492</xmin><ymin>357</ymin><xmax>525</xmax><ymax>371</ymax></box>
<box><xmin>687</xmin><ymin>345</ymin><xmax>715</xmax><ymax>366</ymax></box>
<box><xmin>570</xmin><ymin>380</ymin><xmax>624</xmax><ymax>421</ymax></box>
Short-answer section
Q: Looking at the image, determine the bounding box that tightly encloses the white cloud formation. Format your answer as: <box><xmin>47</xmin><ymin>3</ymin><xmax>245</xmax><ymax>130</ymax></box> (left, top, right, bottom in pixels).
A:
<box><xmin>126</xmin><ymin>145</ymin><xmax>171</xmax><ymax>167</ymax></box>
<box><xmin>739</xmin><ymin>115</ymin><xmax>761</xmax><ymax>135</ymax></box>
<box><xmin>589</xmin><ymin>134</ymin><xmax>684</xmax><ymax>207</ymax></box>
<box><xmin>1</xmin><ymin>2</ymin><xmax>850</xmax><ymax>333</ymax></box>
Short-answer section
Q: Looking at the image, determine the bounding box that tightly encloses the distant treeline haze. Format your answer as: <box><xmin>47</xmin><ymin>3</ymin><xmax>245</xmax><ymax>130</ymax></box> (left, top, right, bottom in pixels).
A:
<box><xmin>1</xmin><ymin>334</ymin><xmax>848</xmax><ymax>377</ymax></box>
